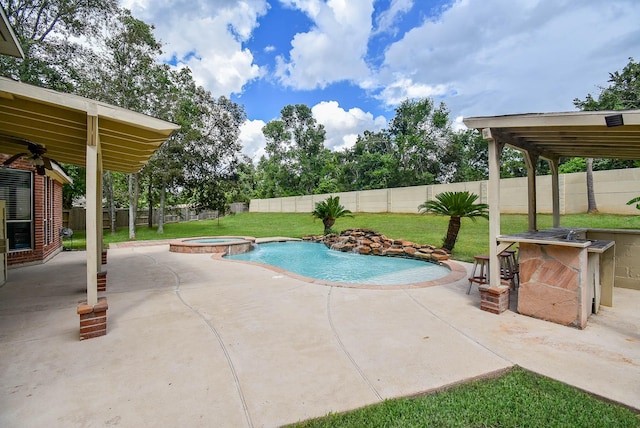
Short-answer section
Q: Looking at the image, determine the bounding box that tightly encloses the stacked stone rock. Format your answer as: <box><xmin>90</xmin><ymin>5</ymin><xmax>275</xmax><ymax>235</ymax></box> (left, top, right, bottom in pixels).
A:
<box><xmin>303</xmin><ymin>228</ymin><xmax>449</xmax><ymax>263</ymax></box>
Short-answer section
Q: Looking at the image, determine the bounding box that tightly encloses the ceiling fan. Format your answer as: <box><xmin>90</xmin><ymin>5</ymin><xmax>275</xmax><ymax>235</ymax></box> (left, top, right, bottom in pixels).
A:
<box><xmin>2</xmin><ymin>136</ymin><xmax>54</xmax><ymax>175</ymax></box>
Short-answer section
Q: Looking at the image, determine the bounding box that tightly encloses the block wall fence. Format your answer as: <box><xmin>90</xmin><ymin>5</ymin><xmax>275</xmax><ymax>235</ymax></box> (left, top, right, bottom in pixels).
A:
<box><xmin>250</xmin><ymin>168</ymin><xmax>640</xmax><ymax>215</ymax></box>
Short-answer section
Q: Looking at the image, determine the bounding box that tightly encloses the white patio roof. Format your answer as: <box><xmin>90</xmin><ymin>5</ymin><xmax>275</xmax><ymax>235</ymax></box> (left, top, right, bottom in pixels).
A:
<box><xmin>0</xmin><ymin>77</ymin><xmax>179</xmax><ymax>173</ymax></box>
<box><xmin>464</xmin><ymin>109</ymin><xmax>640</xmax><ymax>160</ymax></box>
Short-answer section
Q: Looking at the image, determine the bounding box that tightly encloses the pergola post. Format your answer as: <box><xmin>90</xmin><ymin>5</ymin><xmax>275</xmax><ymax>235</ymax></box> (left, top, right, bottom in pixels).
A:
<box><xmin>485</xmin><ymin>128</ymin><xmax>504</xmax><ymax>288</ymax></box>
<box><xmin>523</xmin><ymin>151</ymin><xmax>539</xmax><ymax>232</ymax></box>
<box><xmin>77</xmin><ymin>111</ymin><xmax>108</xmax><ymax>340</ymax></box>
<box><xmin>549</xmin><ymin>157</ymin><xmax>560</xmax><ymax>228</ymax></box>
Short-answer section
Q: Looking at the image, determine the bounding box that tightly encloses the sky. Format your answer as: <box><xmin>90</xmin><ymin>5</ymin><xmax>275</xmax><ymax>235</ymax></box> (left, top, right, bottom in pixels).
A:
<box><xmin>120</xmin><ymin>0</ymin><xmax>640</xmax><ymax>161</ymax></box>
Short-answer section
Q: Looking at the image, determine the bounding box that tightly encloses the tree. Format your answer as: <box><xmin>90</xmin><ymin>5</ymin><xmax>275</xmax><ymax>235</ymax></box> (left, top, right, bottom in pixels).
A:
<box><xmin>0</xmin><ymin>0</ymin><xmax>118</xmax><ymax>89</ymax></box>
<box><xmin>388</xmin><ymin>98</ymin><xmax>453</xmax><ymax>186</ymax></box>
<box><xmin>79</xmin><ymin>9</ymin><xmax>170</xmax><ymax>238</ymax></box>
<box><xmin>180</xmin><ymin>86</ymin><xmax>247</xmax><ymax>216</ymax></box>
<box><xmin>335</xmin><ymin>131</ymin><xmax>398</xmax><ymax>191</ymax></box>
<box><xmin>418</xmin><ymin>191</ymin><xmax>488</xmax><ymax>252</ymax></box>
<box><xmin>61</xmin><ymin>164</ymin><xmax>86</xmax><ymax>208</ymax></box>
<box><xmin>574</xmin><ymin>57</ymin><xmax>640</xmax><ymax>213</ymax></box>
<box><xmin>449</xmin><ymin>130</ymin><xmax>489</xmax><ymax>182</ymax></box>
<box><xmin>311</xmin><ymin>196</ymin><xmax>353</xmax><ymax>235</ymax></box>
<box><xmin>257</xmin><ymin>104</ymin><xmax>329</xmax><ymax>197</ymax></box>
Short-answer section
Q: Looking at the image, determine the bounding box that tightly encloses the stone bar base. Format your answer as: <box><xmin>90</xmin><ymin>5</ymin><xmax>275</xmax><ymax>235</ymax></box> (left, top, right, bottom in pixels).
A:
<box><xmin>97</xmin><ymin>271</ymin><xmax>107</xmax><ymax>292</ymax></box>
<box><xmin>101</xmin><ymin>249</ymin><xmax>107</xmax><ymax>265</ymax></box>
<box><xmin>479</xmin><ymin>285</ymin><xmax>510</xmax><ymax>314</ymax></box>
<box><xmin>517</xmin><ymin>243</ymin><xmax>587</xmax><ymax>329</ymax></box>
<box><xmin>77</xmin><ymin>297</ymin><xmax>108</xmax><ymax>340</ymax></box>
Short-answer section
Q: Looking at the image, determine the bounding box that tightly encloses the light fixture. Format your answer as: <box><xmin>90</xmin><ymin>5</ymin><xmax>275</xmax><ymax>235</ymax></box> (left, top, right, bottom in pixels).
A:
<box><xmin>605</xmin><ymin>114</ymin><xmax>624</xmax><ymax>127</ymax></box>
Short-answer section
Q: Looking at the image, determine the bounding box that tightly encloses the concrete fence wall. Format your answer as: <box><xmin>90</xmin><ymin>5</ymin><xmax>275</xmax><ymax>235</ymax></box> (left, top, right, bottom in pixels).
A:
<box><xmin>250</xmin><ymin>168</ymin><xmax>640</xmax><ymax>215</ymax></box>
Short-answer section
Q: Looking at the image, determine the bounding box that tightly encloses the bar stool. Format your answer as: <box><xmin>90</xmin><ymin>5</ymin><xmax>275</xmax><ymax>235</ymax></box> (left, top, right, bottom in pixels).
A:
<box><xmin>499</xmin><ymin>252</ymin><xmax>517</xmax><ymax>289</ymax></box>
<box><xmin>467</xmin><ymin>254</ymin><xmax>490</xmax><ymax>294</ymax></box>
<box><xmin>503</xmin><ymin>248</ymin><xmax>519</xmax><ymax>288</ymax></box>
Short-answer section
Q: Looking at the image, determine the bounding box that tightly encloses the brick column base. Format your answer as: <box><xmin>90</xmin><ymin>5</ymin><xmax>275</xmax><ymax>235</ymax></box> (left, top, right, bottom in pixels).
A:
<box><xmin>97</xmin><ymin>271</ymin><xmax>107</xmax><ymax>292</ymax></box>
<box><xmin>77</xmin><ymin>297</ymin><xmax>108</xmax><ymax>340</ymax></box>
<box><xmin>102</xmin><ymin>250</ymin><xmax>107</xmax><ymax>265</ymax></box>
<box><xmin>479</xmin><ymin>285</ymin><xmax>510</xmax><ymax>314</ymax></box>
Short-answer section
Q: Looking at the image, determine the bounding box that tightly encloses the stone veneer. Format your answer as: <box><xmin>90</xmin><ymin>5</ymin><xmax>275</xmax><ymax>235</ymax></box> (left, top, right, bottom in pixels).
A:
<box><xmin>303</xmin><ymin>228</ymin><xmax>450</xmax><ymax>262</ymax></box>
<box><xmin>517</xmin><ymin>242</ymin><xmax>588</xmax><ymax>328</ymax></box>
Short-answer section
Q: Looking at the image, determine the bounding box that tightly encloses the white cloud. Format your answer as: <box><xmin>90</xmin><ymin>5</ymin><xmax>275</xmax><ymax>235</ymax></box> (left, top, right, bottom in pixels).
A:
<box><xmin>373</xmin><ymin>0</ymin><xmax>414</xmax><ymax>35</ymax></box>
<box><xmin>122</xmin><ymin>0</ymin><xmax>268</xmax><ymax>96</ymax></box>
<box><xmin>311</xmin><ymin>101</ymin><xmax>387</xmax><ymax>151</ymax></box>
<box><xmin>275</xmin><ymin>0</ymin><xmax>375</xmax><ymax>89</ymax></box>
<box><xmin>239</xmin><ymin>119</ymin><xmax>267</xmax><ymax>161</ymax></box>
<box><xmin>373</xmin><ymin>0</ymin><xmax>640</xmax><ymax>118</ymax></box>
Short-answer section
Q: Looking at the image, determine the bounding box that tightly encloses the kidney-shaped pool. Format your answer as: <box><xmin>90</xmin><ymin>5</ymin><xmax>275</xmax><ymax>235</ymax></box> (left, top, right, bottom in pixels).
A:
<box><xmin>224</xmin><ymin>241</ymin><xmax>453</xmax><ymax>287</ymax></box>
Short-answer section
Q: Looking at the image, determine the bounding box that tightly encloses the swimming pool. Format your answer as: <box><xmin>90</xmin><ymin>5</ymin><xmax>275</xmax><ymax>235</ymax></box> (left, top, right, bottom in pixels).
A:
<box><xmin>224</xmin><ymin>241</ymin><xmax>452</xmax><ymax>286</ymax></box>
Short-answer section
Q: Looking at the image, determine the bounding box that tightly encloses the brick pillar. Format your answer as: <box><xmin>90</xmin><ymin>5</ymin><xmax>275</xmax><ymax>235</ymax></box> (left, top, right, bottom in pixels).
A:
<box><xmin>77</xmin><ymin>297</ymin><xmax>108</xmax><ymax>340</ymax></box>
<box><xmin>97</xmin><ymin>271</ymin><xmax>107</xmax><ymax>292</ymax></box>
<box><xmin>479</xmin><ymin>285</ymin><xmax>510</xmax><ymax>314</ymax></box>
<box><xmin>101</xmin><ymin>249</ymin><xmax>107</xmax><ymax>265</ymax></box>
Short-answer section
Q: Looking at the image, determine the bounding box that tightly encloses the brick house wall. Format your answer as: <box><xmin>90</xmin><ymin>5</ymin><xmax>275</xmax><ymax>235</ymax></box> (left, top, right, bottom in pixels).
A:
<box><xmin>1</xmin><ymin>154</ymin><xmax>66</xmax><ymax>267</ymax></box>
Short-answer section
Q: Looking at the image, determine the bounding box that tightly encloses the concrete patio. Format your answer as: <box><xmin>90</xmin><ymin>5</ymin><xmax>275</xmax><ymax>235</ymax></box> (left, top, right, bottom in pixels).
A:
<box><xmin>1</xmin><ymin>243</ymin><xmax>638</xmax><ymax>427</ymax></box>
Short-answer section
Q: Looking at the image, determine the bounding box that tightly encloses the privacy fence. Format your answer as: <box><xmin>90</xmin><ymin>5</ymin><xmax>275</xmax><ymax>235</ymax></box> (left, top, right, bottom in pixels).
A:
<box><xmin>63</xmin><ymin>202</ymin><xmax>247</xmax><ymax>232</ymax></box>
<box><xmin>249</xmin><ymin>168</ymin><xmax>640</xmax><ymax>215</ymax></box>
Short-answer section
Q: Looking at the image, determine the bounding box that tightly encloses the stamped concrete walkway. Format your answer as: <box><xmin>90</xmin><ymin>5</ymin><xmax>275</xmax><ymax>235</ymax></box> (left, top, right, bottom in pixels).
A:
<box><xmin>0</xmin><ymin>243</ymin><xmax>638</xmax><ymax>427</ymax></box>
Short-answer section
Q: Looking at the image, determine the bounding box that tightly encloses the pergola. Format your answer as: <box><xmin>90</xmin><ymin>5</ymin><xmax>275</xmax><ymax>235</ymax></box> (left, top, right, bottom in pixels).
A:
<box><xmin>463</xmin><ymin>109</ymin><xmax>640</xmax><ymax>289</ymax></box>
<box><xmin>0</xmin><ymin>76</ymin><xmax>179</xmax><ymax>314</ymax></box>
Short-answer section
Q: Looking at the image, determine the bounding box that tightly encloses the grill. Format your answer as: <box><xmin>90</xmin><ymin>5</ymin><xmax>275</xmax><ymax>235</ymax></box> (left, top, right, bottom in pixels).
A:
<box><xmin>59</xmin><ymin>227</ymin><xmax>73</xmax><ymax>250</ymax></box>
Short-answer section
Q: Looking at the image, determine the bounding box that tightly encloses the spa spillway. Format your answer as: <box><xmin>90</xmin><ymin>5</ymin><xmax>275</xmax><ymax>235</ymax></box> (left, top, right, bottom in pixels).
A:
<box><xmin>169</xmin><ymin>236</ymin><xmax>256</xmax><ymax>255</ymax></box>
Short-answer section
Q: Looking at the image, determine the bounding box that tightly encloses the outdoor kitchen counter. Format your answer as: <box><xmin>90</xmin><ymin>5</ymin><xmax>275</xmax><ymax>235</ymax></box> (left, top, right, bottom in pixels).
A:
<box><xmin>498</xmin><ymin>228</ymin><xmax>615</xmax><ymax>329</ymax></box>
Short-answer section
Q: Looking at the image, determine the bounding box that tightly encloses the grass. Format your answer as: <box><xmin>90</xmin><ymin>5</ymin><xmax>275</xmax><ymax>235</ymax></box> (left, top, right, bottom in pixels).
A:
<box><xmin>286</xmin><ymin>367</ymin><xmax>640</xmax><ymax>428</ymax></box>
<box><xmin>70</xmin><ymin>211</ymin><xmax>640</xmax><ymax>263</ymax></box>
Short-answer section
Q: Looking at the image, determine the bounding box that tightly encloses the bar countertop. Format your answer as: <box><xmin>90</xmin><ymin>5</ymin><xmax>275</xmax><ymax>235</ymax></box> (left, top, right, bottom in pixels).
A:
<box><xmin>497</xmin><ymin>228</ymin><xmax>614</xmax><ymax>252</ymax></box>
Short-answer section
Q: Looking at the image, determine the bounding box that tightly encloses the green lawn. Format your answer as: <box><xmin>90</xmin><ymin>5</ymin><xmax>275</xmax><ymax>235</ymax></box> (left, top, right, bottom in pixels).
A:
<box><xmin>71</xmin><ymin>211</ymin><xmax>640</xmax><ymax>263</ymax></box>
<box><xmin>286</xmin><ymin>367</ymin><xmax>640</xmax><ymax>428</ymax></box>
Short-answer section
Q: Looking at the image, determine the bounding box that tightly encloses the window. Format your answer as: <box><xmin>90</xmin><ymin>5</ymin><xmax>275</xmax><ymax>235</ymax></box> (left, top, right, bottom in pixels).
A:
<box><xmin>0</xmin><ymin>169</ymin><xmax>33</xmax><ymax>251</ymax></box>
<box><xmin>44</xmin><ymin>177</ymin><xmax>54</xmax><ymax>245</ymax></box>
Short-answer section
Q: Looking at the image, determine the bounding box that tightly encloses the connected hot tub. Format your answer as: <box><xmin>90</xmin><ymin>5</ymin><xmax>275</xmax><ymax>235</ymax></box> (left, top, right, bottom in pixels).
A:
<box><xmin>169</xmin><ymin>236</ymin><xmax>256</xmax><ymax>255</ymax></box>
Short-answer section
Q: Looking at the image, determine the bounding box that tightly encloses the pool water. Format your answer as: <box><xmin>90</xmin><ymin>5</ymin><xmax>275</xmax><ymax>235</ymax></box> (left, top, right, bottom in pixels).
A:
<box><xmin>225</xmin><ymin>241</ymin><xmax>450</xmax><ymax>285</ymax></box>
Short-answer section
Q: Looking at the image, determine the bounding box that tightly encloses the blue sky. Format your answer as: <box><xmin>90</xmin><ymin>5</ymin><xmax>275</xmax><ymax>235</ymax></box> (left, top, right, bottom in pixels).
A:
<box><xmin>121</xmin><ymin>0</ymin><xmax>640</xmax><ymax>161</ymax></box>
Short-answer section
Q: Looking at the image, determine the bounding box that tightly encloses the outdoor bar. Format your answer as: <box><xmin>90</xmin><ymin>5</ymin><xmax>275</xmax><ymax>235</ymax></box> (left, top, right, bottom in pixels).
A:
<box><xmin>464</xmin><ymin>110</ymin><xmax>640</xmax><ymax>328</ymax></box>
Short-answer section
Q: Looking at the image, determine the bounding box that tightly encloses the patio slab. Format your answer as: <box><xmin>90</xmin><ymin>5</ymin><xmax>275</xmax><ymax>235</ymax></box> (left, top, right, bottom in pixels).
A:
<box><xmin>0</xmin><ymin>243</ymin><xmax>638</xmax><ymax>427</ymax></box>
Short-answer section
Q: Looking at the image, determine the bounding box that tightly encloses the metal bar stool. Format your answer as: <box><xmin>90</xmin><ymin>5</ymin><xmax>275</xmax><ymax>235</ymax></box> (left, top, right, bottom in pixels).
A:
<box><xmin>467</xmin><ymin>254</ymin><xmax>490</xmax><ymax>294</ymax></box>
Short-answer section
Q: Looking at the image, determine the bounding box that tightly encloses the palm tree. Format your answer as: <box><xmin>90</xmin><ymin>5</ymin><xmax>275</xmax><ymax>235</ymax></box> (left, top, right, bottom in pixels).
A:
<box><xmin>418</xmin><ymin>191</ymin><xmax>489</xmax><ymax>252</ymax></box>
<box><xmin>312</xmin><ymin>196</ymin><xmax>353</xmax><ymax>234</ymax></box>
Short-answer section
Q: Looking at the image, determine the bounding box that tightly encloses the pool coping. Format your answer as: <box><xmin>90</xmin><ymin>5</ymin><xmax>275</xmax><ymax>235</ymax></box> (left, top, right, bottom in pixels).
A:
<box><xmin>212</xmin><ymin>238</ymin><xmax>467</xmax><ymax>290</ymax></box>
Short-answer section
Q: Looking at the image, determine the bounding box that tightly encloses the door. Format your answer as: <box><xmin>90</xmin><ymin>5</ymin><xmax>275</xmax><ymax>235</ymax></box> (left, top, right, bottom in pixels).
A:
<box><xmin>0</xmin><ymin>200</ymin><xmax>6</xmax><ymax>286</ymax></box>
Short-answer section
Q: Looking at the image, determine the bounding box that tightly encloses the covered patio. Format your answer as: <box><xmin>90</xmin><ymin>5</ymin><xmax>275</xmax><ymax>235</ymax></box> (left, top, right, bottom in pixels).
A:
<box><xmin>0</xmin><ymin>76</ymin><xmax>179</xmax><ymax>337</ymax></box>
<box><xmin>464</xmin><ymin>110</ymin><xmax>640</xmax><ymax>328</ymax></box>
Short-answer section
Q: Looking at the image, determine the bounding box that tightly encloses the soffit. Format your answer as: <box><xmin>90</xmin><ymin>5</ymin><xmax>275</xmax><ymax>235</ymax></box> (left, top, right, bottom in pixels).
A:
<box><xmin>0</xmin><ymin>77</ymin><xmax>179</xmax><ymax>173</ymax></box>
<box><xmin>0</xmin><ymin>7</ymin><xmax>23</xmax><ymax>58</ymax></box>
<box><xmin>463</xmin><ymin>110</ymin><xmax>640</xmax><ymax>160</ymax></box>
